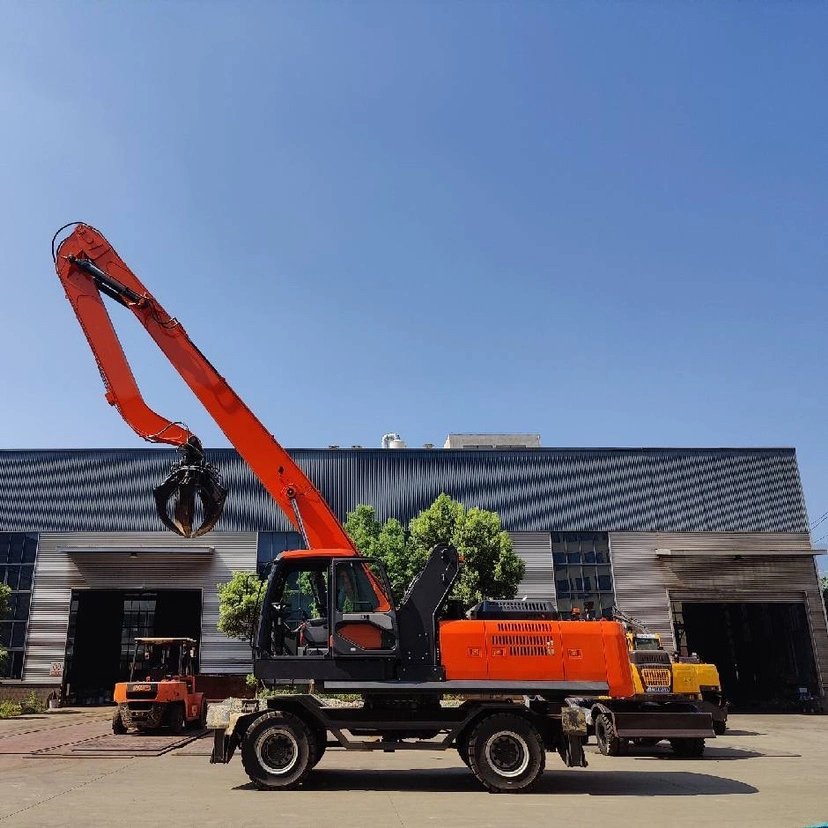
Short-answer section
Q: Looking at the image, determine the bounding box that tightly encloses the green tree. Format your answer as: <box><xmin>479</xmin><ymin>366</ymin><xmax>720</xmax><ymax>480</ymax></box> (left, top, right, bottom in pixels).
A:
<box><xmin>343</xmin><ymin>504</ymin><xmax>382</xmax><ymax>558</ymax></box>
<box><xmin>821</xmin><ymin>575</ymin><xmax>828</xmax><ymax>616</ymax></box>
<box><xmin>0</xmin><ymin>582</ymin><xmax>10</xmax><ymax>669</ymax></box>
<box><xmin>345</xmin><ymin>504</ymin><xmax>422</xmax><ymax>601</ymax></box>
<box><xmin>216</xmin><ymin>571</ymin><xmax>265</xmax><ymax>647</ymax></box>
<box><xmin>345</xmin><ymin>494</ymin><xmax>525</xmax><ymax>607</ymax></box>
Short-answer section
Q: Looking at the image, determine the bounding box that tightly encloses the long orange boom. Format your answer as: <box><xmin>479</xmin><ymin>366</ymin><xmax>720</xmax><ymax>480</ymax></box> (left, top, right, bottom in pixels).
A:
<box><xmin>53</xmin><ymin>222</ymin><xmax>355</xmax><ymax>552</ymax></box>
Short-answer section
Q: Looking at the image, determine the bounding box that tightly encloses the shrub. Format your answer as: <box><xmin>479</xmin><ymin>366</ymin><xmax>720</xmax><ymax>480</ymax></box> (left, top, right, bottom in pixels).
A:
<box><xmin>0</xmin><ymin>700</ymin><xmax>22</xmax><ymax>719</ymax></box>
<box><xmin>20</xmin><ymin>691</ymin><xmax>45</xmax><ymax>714</ymax></box>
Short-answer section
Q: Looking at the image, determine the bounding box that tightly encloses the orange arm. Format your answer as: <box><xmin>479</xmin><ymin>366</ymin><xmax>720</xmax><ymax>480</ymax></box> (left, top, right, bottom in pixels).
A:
<box><xmin>53</xmin><ymin>222</ymin><xmax>356</xmax><ymax>552</ymax></box>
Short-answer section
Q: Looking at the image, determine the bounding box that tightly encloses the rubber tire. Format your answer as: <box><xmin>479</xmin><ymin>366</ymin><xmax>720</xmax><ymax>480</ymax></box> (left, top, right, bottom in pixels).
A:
<box><xmin>311</xmin><ymin>726</ymin><xmax>327</xmax><ymax>767</ymax></box>
<box><xmin>594</xmin><ymin>712</ymin><xmax>623</xmax><ymax>757</ymax></box>
<box><xmin>457</xmin><ymin>733</ymin><xmax>471</xmax><ymax>768</ymax></box>
<box><xmin>196</xmin><ymin>698</ymin><xmax>208</xmax><ymax>729</ymax></box>
<box><xmin>241</xmin><ymin>711</ymin><xmax>315</xmax><ymax>790</ymax></box>
<box><xmin>168</xmin><ymin>703</ymin><xmax>186</xmax><ymax>735</ymax></box>
<box><xmin>713</xmin><ymin>719</ymin><xmax>727</xmax><ymax>736</ymax></box>
<box><xmin>669</xmin><ymin>738</ymin><xmax>705</xmax><ymax>757</ymax></box>
<box><xmin>112</xmin><ymin>708</ymin><xmax>127</xmax><ymax>735</ymax></box>
<box><xmin>467</xmin><ymin>713</ymin><xmax>545</xmax><ymax>793</ymax></box>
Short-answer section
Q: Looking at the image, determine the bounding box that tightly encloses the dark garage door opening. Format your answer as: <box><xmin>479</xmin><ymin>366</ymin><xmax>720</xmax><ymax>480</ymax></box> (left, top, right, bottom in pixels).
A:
<box><xmin>675</xmin><ymin>601</ymin><xmax>819</xmax><ymax>710</ymax></box>
<box><xmin>63</xmin><ymin>590</ymin><xmax>202</xmax><ymax>706</ymax></box>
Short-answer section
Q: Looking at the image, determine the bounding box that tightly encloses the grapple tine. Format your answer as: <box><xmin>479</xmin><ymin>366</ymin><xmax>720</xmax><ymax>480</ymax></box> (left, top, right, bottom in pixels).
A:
<box><xmin>173</xmin><ymin>478</ymin><xmax>197</xmax><ymax>537</ymax></box>
<box><xmin>192</xmin><ymin>481</ymin><xmax>228</xmax><ymax>537</ymax></box>
<box><xmin>154</xmin><ymin>476</ymin><xmax>188</xmax><ymax>537</ymax></box>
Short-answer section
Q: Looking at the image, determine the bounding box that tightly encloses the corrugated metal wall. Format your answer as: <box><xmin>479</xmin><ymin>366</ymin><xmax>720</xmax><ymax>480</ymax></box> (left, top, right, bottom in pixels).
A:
<box><xmin>610</xmin><ymin>532</ymin><xmax>828</xmax><ymax>696</ymax></box>
<box><xmin>25</xmin><ymin>532</ymin><xmax>257</xmax><ymax>683</ymax></box>
<box><xmin>511</xmin><ymin>532</ymin><xmax>556</xmax><ymax>601</ymax></box>
<box><xmin>0</xmin><ymin>447</ymin><xmax>808</xmax><ymax>534</ymax></box>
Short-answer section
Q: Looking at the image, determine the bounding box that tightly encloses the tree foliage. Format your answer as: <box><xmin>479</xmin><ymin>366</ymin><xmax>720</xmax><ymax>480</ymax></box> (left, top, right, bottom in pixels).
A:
<box><xmin>345</xmin><ymin>494</ymin><xmax>525</xmax><ymax>607</ymax></box>
<box><xmin>217</xmin><ymin>571</ymin><xmax>265</xmax><ymax>644</ymax></box>
<box><xmin>345</xmin><ymin>504</ymin><xmax>426</xmax><ymax>603</ymax></box>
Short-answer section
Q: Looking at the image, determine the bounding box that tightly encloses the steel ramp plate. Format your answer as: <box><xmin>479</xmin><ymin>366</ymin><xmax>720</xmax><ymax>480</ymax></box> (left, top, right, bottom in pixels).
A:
<box><xmin>30</xmin><ymin>731</ymin><xmax>204</xmax><ymax>758</ymax></box>
<box><xmin>170</xmin><ymin>733</ymin><xmax>214</xmax><ymax>756</ymax></box>
<box><xmin>0</xmin><ymin>719</ymin><xmax>111</xmax><ymax>755</ymax></box>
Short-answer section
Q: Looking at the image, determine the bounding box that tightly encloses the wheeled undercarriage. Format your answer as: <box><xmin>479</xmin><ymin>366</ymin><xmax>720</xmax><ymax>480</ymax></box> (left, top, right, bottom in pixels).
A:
<box><xmin>208</xmin><ymin>690</ymin><xmax>591</xmax><ymax>793</ymax></box>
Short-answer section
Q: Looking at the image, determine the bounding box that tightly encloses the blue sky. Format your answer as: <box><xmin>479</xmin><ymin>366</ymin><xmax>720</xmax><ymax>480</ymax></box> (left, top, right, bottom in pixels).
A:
<box><xmin>1</xmin><ymin>3</ymin><xmax>826</xmax><ymax>570</ymax></box>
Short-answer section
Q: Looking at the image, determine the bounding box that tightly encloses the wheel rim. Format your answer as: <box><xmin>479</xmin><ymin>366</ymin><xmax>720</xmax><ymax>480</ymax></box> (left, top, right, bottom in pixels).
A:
<box><xmin>484</xmin><ymin>730</ymin><xmax>530</xmax><ymax>778</ymax></box>
<box><xmin>255</xmin><ymin>727</ymin><xmax>299</xmax><ymax>776</ymax></box>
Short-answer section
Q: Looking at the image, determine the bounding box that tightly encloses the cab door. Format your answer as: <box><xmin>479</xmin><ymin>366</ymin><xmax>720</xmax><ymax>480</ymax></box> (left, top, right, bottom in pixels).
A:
<box><xmin>330</xmin><ymin>558</ymin><xmax>398</xmax><ymax>657</ymax></box>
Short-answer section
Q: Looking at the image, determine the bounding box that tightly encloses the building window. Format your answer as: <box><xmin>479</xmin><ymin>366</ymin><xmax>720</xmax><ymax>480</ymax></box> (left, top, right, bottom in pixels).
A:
<box><xmin>257</xmin><ymin>532</ymin><xmax>304</xmax><ymax>578</ymax></box>
<box><xmin>551</xmin><ymin>532</ymin><xmax>615</xmax><ymax>619</ymax></box>
<box><xmin>120</xmin><ymin>594</ymin><xmax>157</xmax><ymax>676</ymax></box>
<box><xmin>0</xmin><ymin>533</ymin><xmax>37</xmax><ymax>679</ymax></box>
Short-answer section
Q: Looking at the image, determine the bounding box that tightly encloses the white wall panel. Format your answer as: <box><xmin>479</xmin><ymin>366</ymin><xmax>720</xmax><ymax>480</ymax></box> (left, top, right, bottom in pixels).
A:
<box><xmin>511</xmin><ymin>532</ymin><xmax>555</xmax><ymax>601</ymax></box>
<box><xmin>24</xmin><ymin>532</ymin><xmax>257</xmax><ymax>683</ymax></box>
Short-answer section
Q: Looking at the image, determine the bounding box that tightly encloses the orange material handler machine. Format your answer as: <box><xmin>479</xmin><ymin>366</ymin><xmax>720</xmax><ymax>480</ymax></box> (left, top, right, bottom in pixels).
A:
<box><xmin>112</xmin><ymin>637</ymin><xmax>206</xmax><ymax>734</ymax></box>
<box><xmin>53</xmin><ymin>223</ymin><xmax>710</xmax><ymax>794</ymax></box>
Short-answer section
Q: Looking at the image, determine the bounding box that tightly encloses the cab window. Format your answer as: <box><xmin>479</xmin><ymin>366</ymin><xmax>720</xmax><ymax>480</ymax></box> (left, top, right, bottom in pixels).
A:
<box><xmin>335</xmin><ymin>561</ymin><xmax>391</xmax><ymax>613</ymax></box>
<box><xmin>283</xmin><ymin>567</ymin><xmax>329</xmax><ymax>623</ymax></box>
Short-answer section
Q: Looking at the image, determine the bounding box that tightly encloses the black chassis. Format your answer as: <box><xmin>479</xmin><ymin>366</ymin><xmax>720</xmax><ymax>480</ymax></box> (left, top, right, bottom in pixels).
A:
<box><xmin>210</xmin><ymin>692</ymin><xmax>589</xmax><ymax>769</ymax></box>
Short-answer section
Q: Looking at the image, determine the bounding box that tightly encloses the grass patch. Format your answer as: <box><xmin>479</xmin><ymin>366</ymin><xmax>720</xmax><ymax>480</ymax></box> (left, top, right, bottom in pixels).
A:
<box><xmin>0</xmin><ymin>692</ymin><xmax>46</xmax><ymax>718</ymax></box>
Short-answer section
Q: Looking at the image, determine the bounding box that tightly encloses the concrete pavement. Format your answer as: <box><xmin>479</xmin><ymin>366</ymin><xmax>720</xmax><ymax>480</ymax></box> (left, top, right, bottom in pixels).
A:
<box><xmin>0</xmin><ymin>709</ymin><xmax>825</xmax><ymax>828</ymax></box>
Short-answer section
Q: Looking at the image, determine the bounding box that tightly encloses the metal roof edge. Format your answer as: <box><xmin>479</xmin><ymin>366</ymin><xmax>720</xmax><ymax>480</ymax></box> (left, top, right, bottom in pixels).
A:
<box><xmin>0</xmin><ymin>446</ymin><xmax>799</xmax><ymax>455</ymax></box>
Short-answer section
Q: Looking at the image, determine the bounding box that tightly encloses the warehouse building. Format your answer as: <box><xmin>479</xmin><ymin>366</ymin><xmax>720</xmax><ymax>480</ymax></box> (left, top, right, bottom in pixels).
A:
<box><xmin>0</xmin><ymin>437</ymin><xmax>826</xmax><ymax>710</ymax></box>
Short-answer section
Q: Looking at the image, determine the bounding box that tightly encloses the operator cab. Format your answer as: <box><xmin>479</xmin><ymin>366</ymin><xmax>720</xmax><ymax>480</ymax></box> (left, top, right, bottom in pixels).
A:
<box><xmin>257</xmin><ymin>553</ymin><xmax>398</xmax><ymax>663</ymax></box>
<box><xmin>255</xmin><ymin>544</ymin><xmax>460</xmax><ymax>684</ymax></box>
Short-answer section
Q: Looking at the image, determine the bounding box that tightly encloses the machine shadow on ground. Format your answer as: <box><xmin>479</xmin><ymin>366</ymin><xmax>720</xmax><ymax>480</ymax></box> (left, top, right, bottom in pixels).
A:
<box><xmin>618</xmin><ymin>745</ymin><xmax>800</xmax><ymax>761</ymax></box>
<box><xmin>232</xmin><ymin>767</ymin><xmax>758</xmax><ymax>796</ymax></box>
